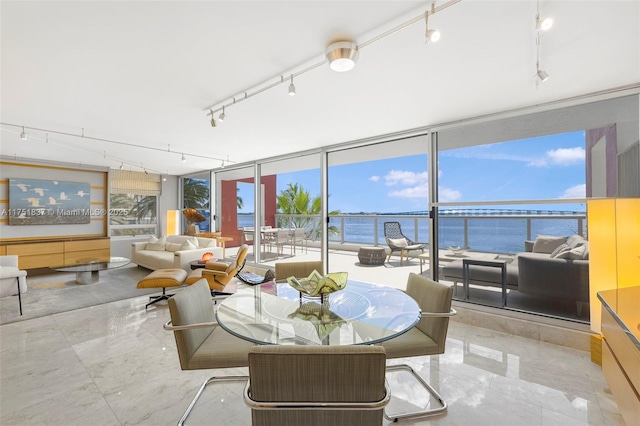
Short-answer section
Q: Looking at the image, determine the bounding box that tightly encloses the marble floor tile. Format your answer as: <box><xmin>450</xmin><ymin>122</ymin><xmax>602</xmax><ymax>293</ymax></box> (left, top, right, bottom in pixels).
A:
<box><xmin>0</xmin><ymin>293</ymin><xmax>624</xmax><ymax>426</ymax></box>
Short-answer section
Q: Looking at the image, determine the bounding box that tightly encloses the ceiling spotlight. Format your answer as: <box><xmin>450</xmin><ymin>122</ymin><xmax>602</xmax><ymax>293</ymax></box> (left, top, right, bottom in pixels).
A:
<box><xmin>424</xmin><ymin>6</ymin><xmax>441</xmax><ymax>44</ymax></box>
<box><xmin>218</xmin><ymin>106</ymin><xmax>225</xmax><ymax>122</ymax></box>
<box><xmin>162</xmin><ymin>175</ymin><xmax>167</xmax><ymax>182</ymax></box>
<box><xmin>536</xmin><ymin>16</ymin><xmax>553</xmax><ymax>31</ymax></box>
<box><xmin>181</xmin><ymin>153</ymin><xmax>187</xmax><ymax>163</ymax></box>
<box><xmin>326</xmin><ymin>40</ymin><xmax>359</xmax><ymax>72</ymax></box>
<box><xmin>119</xmin><ymin>162</ymin><xmax>124</xmax><ymax>170</ymax></box>
<box><xmin>210</xmin><ymin>109</ymin><xmax>216</xmax><ymax>127</ymax></box>
<box><xmin>536</xmin><ymin>68</ymin><xmax>550</xmax><ymax>82</ymax></box>
<box><xmin>20</xmin><ymin>126</ymin><xmax>27</xmax><ymax>140</ymax></box>
<box><xmin>220</xmin><ymin>159</ymin><xmax>225</xmax><ymax>168</ymax></box>
<box><xmin>288</xmin><ymin>75</ymin><xmax>296</xmax><ymax>96</ymax></box>
<box><xmin>426</xmin><ymin>28</ymin><xmax>441</xmax><ymax>43</ymax></box>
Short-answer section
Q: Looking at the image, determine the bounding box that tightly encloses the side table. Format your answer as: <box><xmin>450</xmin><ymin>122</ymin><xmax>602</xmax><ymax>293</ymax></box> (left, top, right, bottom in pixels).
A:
<box><xmin>462</xmin><ymin>259</ymin><xmax>508</xmax><ymax>307</ymax></box>
<box><xmin>358</xmin><ymin>246</ymin><xmax>387</xmax><ymax>266</ymax></box>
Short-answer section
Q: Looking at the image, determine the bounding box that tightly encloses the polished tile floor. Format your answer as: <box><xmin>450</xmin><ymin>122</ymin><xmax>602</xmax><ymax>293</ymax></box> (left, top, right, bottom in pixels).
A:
<box><xmin>0</xmin><ymin>291</ymin><xmax>624</xmax><ymax>426</ymax></box>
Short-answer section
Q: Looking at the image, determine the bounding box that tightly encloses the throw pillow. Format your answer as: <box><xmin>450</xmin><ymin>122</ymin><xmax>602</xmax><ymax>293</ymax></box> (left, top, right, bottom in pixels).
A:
<box><xmin>532</xmin><ymin>235</ymin><xmax>568</xmax><ymax>254</ymax></box>
<box><xmin>187</xmin><ymin>236</ymin><xmax>200</xmax><ymax>249</ymax></box>
<box><xmin>389</xmin><ymin>238</ymin><xmax>408</xmax><ymax>248</ymax></box>
<box><xmin>554</xmin><ymin>245</ymin><xmax>586</xmax><ymax>260</ymax></box>
<box><xmin>179</xmin><ymin>239</ymin><xmax>197</xmax><ymax>251</ymax></box>
<box><xmin>165</xmin><ymin>242</ymin><xmax>182</xmax><ymax>252</ymax></box>
<box><xmin>550</xmin><ymin>243</ymin><xmax>570</xmax><ymax>258</ymax></box>
<box><xmin>146</xmin><ymin>235</ymin><xmax>166</xmax><ymax>251</ymax></box>
<box><xmin>565</xmin><ymin>234</ymin><xmax>586</xmax><ymax>249</ymax></box>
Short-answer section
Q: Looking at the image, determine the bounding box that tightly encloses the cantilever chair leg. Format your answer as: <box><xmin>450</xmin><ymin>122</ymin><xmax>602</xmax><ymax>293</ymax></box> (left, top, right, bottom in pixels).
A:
<box><xmin>178</xmin><ymin>375</ymin><xmax>248</xmax><ymax>426</ymax></box>
<box><xmin>384</xmin><ymin>363</ymin><xmax>447</xmax><ymax>422</ymax></box>
<box><xmin>17</xmin><ymin>277</ymin><xmax>23</xmax><ymax>315</ymax></box>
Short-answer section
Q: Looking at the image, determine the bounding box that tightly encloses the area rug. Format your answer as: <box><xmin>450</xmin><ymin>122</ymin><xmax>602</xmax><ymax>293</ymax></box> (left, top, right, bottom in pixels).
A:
<box><xmin>0</xmin><ymin>264</ymin><xmax>161</xmax><ymax>325</ymax></box>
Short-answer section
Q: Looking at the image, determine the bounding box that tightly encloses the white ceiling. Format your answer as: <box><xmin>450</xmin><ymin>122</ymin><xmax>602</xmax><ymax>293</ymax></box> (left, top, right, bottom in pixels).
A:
<box><xmin>1</xmin><ymin>1</ymin><xmax>638</xmax><ymax>176</ymax></box>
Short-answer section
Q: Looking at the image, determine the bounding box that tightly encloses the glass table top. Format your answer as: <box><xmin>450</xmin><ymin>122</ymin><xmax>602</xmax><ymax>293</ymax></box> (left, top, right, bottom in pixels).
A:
<box><xmin>52</xmin><ymin>257</ymin><xmax>131</xmax><ymax>272</ymax></box>
<box><xmin>215</xmin><ymin>280</ymin><xmax>421</xmax><ymax>346</ymax></box>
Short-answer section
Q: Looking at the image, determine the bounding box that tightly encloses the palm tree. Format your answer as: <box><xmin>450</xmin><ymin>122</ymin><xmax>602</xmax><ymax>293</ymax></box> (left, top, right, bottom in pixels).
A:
<box><xmin>183</xmin><ymin>178</ymin><xmax>209</xmax><ymax>209</ymax></box>
<box><xmin>276</xmin><ymin>183</ymin><xmax>340</xmax><ymax>239</ymax></box>
<box><xmin>237</xmin><ymin>187</ymin><xmax>244</xmax><ymax>210</ymax></box>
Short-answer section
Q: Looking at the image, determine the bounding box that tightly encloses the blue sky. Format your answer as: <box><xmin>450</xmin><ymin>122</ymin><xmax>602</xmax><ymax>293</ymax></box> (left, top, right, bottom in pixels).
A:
<box><xmin>238</xmin><ymin>130</ymin><xmax>586</xmax><ymax>214</ymax></box>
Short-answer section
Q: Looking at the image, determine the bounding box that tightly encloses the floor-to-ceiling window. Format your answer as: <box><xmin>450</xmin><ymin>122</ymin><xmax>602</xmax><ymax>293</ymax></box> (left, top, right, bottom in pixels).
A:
<box><xmin>181</xmin><ymin>172</ymin><xmax>211</xmax><ymax>233</ymax></box>
<box><xmin>326</xmin><ymin>136</ymin><xmax>429</xmax><ymax>284</ymax></box>
<box><xmin>259</xmin><ymin>153</ymin><xmax>321</xmax><ymax>264</ymax></box>
<box><xmin>435</xmin><ymin>94</ymin><xmax>640</xmax><ymax>322</ymax></box>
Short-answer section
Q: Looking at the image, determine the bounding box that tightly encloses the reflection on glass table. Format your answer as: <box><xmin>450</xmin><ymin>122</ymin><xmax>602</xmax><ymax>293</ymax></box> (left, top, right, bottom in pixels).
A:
<box><xmin>52</xmin><ymin>256</ymin><xmax>130</xmax><ymax>284</ymax></box>
<box><xmin>215</xmin><ymin>280</ymin><xmax>421</xmax><ymax>346</ymax></box>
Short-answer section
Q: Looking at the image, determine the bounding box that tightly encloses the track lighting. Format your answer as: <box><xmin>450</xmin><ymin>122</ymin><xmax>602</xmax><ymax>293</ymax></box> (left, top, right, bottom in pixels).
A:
<box><xmin>181</xmin><ymin>153</ymin><xmax>186</xmax><ymax>163</ymax></box>
<box><xmin>218</xmin><ymin>106</ymin><xmax>225</xmax><ymax>122</ymax></box>
<box><xmin>210</xmin><ymin>109</ymin><xmax>216</xmax><ymax>127</ymax></box>
<box><xmin>20</xmin><ymin>126</ymin><xmax>27</xmax><ymax>140</ymax></box>
<box><xmin>288</xmin><ymin>75</ymin><xmax>296</xmax><ymax>96</ymax></box>
<box><xmin>220</xmin><ymin>159</ymin><xmax>225</xmax><ymax>168</ymax></box>
<box><xmin>536</xmin><ymin>16</ymin><xmax>553</xmax><ymax>32</ymax></box>
<box><xmin>119</xmin><ymin>162</ymin><xmax>124</xmax><ymax>170</ymax></box>
<box><xmin>424</xmin><ymin>5</ymin><xmax>441</xmax><ymax>44</ymax></box>
<box><xmin>162</xmin><ymin>175</ymin><xmax>167</xmax><ymax>182</ymax></box>
<box><xmin>536</xmin><ymin>67</ymin><xmax>550</xmax><ymax>82</ymax></box>
<box><xmin>326</xmin><ymin>40</ymin><xmax>359</xmax><ymax>72</ymax></box>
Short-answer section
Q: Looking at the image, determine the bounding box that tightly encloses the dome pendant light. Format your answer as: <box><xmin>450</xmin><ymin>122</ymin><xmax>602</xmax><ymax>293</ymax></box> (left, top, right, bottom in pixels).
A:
<box><xmin>326</xmin><ymin>40</ymin><xmax>359</xmax><ymax>72</ymax></box>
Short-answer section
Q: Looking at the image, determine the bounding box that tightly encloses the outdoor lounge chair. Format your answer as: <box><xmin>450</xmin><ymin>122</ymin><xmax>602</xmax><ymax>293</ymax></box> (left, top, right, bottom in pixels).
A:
<box><xmin>383</xmin><ymin>221</ymin><xmax>428</xmax><ymax>265</ymax></box>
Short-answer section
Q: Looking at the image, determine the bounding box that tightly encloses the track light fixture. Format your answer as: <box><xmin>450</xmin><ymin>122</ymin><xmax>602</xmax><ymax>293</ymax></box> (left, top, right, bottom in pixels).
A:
<box><xmin>288</xmin><ymin>75</ymin><xmax>296</xmax><ymax>96</ymax></box>
<box><xmin>326</xmin><ymin>40</ymin><xmax>359</xmax><ymax>72</ymax></box>
<box><xmin>218</xmin><ymin>106</ymin><xmax>225</xmax><ymax>122</ymax></box>
<box><xmin>536</xmin><ymin>16</ymin><xmax>553</xmax><ymax>31</ymax></box>
<box><xmin>20</xmin><ymin>126</ymin><xmax>27</xmax><ymax>140</ymax></box>
<box><xmin>424</xmin><ymin>5</ymin><xmax>441</xmax><ymax>44</ymax></box>
<box><xmin>204</xmin><ymin>0</ymin><xmax>461</xmax><ymax>122</ymax></box>
<box><xmin>181</xmin><ymin>153</ymin><xmax>186</xmax><ymax>163</ymax></box>
<box><xmin>119</xmin><ymin>162</ymin><xmax>124</xmax><ymax>170</ymax></box>
<box><xmin>534</xmin><ymin>0</ymin><xmax>552</xmax><ymax>86</ymax></box>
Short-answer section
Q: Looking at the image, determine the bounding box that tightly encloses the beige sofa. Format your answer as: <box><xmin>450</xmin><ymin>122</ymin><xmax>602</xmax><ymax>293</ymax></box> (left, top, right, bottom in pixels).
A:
<box><xmin>131</xmin><ymin>235</ymin><xmax>223</xmax><ymax>272</ymax></box>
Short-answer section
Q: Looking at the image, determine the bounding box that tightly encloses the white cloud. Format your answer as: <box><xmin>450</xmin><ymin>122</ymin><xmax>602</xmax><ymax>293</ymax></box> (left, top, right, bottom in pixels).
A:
<box><xmin>369</xmin><ymin>175</ymin><xmax>380</xmax><ymax>182</ymax></box>
<box><xmin>439</xmin><ymin>187</ymin><xmax>462</xmax><ymax>202</ymax></box>
<box><xmin>384</xmin><ymin>170</ymin><xmax>428</xmax><ymax>187</ymax></box>
<box><xmin>388</xmin><ymin>184</ymin><xmax>428</xmax><ymax>198</ymax></box>
<box><xmin>546</xmin><ymin>147</ymin><xmax>585</xmax><ymax>165</ymax></box>
<box><xmin>560</xmin><ymin>184</ymin><xmax>586</xmax><ymax>199</ymax></box>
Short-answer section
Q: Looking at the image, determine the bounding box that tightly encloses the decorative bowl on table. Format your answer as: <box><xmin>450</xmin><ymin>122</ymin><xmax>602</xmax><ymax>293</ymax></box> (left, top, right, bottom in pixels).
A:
<box><xmin>448</xmin><ymin>246</ymin><xmax>466</xmax><ymax>256</ymax></box>
<box><xmin>286</xmin><ymin>270</ymin><xmax>348</xmax><ymax>297</ymax></box>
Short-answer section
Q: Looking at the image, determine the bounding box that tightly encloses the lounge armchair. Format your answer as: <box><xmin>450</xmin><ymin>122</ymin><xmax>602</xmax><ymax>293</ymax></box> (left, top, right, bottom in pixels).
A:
<box><xmin>185</xmin><ymin>244</ymin><xmax>249</xmax><ymax>290</ymax></box>
<box><xmin>383</xmin><ymin>221</ymin><xmax>428</xmax><ymax>265</ymax></box>
<box><xmin>0</xmin><ymin>255</ymin><xmax>27</xmax><ymax>315</ymax></box>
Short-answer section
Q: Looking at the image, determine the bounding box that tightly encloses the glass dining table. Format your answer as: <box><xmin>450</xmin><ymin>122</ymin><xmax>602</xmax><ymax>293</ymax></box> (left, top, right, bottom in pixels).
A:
<box><xmin>215</xmin><ymin>280</ymin><xmax>421</xmax><ymax>346</ymax></box>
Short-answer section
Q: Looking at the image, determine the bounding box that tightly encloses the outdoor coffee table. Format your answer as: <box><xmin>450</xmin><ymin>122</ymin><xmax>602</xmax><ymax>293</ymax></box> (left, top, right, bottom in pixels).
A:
<box><xmin>53</xmin><ymin>257</ymin><xmax>130</xmax><ymax>284</ymax></box>
<box><xmin>462</xmin><ymin>258</ymin><xmax>509</xmax><ymax>307</ymax></box>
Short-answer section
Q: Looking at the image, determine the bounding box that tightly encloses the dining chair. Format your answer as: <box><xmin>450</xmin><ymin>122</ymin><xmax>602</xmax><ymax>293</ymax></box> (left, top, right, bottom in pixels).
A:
<box><xmin>244</xmin><ymin>345</ymin><xmax>390</xmax><ymax>426</ymax></box>
<box><xmin>272</xmin><ymin>229</ymin><xmax>293</xmax><ymax>258</ymax></box>
<box><xmin>381</xmin><ymin>272</ymin><xmax>456</xmax><ymax>422</ymax></box>
<box><xmin>292</xmin><ymin>227</ymin><xmax>308</xmax><ymax>254</ymax></box>
<box><xmin>274</xmin><ymin>260</ymin><xmax>323</xmax><ymax>281</ymax></box>
<box><xmin>163</xmin><ymin>279</ymin><xmax>254</xmax><ymax>425</ymax></box>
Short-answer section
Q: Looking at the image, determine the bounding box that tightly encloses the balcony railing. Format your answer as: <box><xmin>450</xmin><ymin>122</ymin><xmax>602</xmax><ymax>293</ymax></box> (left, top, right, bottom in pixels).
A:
<box><xmin>271</xmin><ymin>211</ymin><xmax>586</xmax><ymax>254</ymax></box>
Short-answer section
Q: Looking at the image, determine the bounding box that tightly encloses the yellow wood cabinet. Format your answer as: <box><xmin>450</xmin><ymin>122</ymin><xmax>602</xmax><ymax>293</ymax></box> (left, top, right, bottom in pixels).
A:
<box><xmin>1</xmin><ymin>238</ymin><xmax>110</xmax><ymax>269</ymax></box>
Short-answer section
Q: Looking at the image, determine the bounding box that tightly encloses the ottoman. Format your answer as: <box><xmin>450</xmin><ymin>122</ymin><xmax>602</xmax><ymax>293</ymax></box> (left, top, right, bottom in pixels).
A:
<box><xmin>137</xmin><ymin>268</ymin><xmax>187</xmax><ymax>309</ymax></box>
<box><xmin>358</xmin><ymin>246</ymin><xmax>387</xmax><ymax>266</ymax></box>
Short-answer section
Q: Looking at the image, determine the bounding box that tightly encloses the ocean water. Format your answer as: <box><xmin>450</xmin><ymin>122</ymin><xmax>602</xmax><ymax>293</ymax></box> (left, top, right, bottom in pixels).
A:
<box><xmin>237</xmin><ymin>214</ymin><xmax>584</xmax><ymax>253</ymax></box>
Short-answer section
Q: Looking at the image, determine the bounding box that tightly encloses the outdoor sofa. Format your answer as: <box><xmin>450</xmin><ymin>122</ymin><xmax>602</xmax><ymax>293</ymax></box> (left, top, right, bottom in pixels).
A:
<box><xmin>441</xmin><ymin>234</ymin><xmax>589</xmax><ymax>312</ymax></box>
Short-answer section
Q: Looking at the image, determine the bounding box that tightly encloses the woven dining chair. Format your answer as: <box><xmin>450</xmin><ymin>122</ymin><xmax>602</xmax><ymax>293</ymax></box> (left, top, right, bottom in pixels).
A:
<box><xmin>244</xmin><ymin>345</ymin><xmax>390</xmax><ymax>426</ymax></box>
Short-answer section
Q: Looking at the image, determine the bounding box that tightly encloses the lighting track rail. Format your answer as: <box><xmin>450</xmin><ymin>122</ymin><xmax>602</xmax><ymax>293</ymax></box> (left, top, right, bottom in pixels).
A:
<box><xmin>205</xmin><ymin>0</ymin><xmax>462</xmax><ymax>120</ymax></box>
